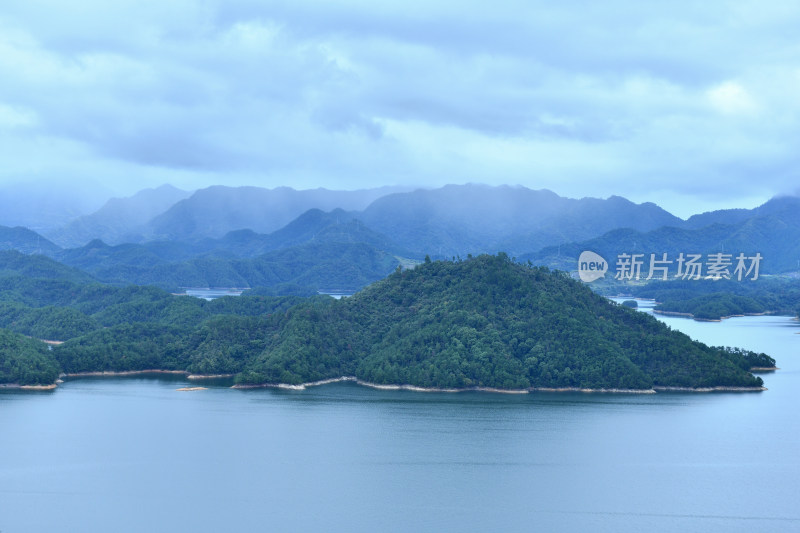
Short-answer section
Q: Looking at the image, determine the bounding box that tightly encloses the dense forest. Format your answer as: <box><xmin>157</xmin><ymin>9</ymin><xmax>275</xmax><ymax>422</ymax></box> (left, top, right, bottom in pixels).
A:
<box><xmin>0</xmin><ymin>253</ymin><xmax>771</xmax><ymax>390</ymax></box>
<box><xmin>625</xmin><ymin>278</ymin><xmax>800</xmax><ymax>320</ymax></box>
<box><xmin>0</xmin><ymin>328</ymin><xmax>60</xmax><ymax>386</ymax></box>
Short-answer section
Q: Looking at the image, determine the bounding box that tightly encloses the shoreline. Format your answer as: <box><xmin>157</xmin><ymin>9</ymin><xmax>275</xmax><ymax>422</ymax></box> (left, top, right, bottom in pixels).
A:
<box><xmin>0</xmin><ymin>383</ymin><xmax>57</xmax><ymax>390</ymax></box>
<box><xmin>652</xmin><ymin>309</ymin><xmax>772</xmax><ymax>322</ymax></box>
<box><xmin>653</xmin><ymin>385</ymin><xmax>767</xmax><ymax>392</ymax></box>
<box><xmin>61</xmin><ymin>370</ymin><xmax>189</xmax><ymax>378</ymax></box>
<box><xmin>232</xmin><ymin>376</ymin><xmax>659</xmax><ymax>394</ymax></box>
<box><xmin>750</xmin><ymin>366</ymin><xmax>779</xmax><ymax>372</ymax></box>
<box><xmin>9</xmin><ymin>372</ymin><xmax>768</xmax><ymax>394</ymax></box>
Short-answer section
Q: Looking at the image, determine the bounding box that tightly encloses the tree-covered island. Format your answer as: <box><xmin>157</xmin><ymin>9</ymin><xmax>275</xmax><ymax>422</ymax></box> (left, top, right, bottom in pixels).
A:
<box><xmin>0</xmin><ymin>253</ymin><xmax>772</xmax><ymax>391</ymax></box>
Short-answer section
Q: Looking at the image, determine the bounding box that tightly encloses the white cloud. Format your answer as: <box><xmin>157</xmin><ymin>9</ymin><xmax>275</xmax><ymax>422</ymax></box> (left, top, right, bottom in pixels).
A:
<box><xmin>0</xmin><ymin>103</ymin><xmax>37</xmax><ymax>129</ymax></box>
<box><xmin>707</xmin><ymin>81</ymin><xmax>759</xmax><ymax>115</ymax></box>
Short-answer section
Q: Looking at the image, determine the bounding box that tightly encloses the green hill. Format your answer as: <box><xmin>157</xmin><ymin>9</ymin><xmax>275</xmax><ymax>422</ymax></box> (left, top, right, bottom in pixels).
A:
<box><xmin>6</xmin><ymin>254</ymin><xmax>770</xmax><ymax>390</ymax></box>
<box><xmin>237</xmin><ymin>255</ymin><xmax>767</xmax><ymax>390</ymax></box>
<box><xmin>83</xmin><ymin>241</ymin><xmax>402</xmax><ymax>291</ymax></box>
<box><xmin>0</xmin><ymin>250</ymin><xmax>93</xmax><ymax>283</ymax></box>
<box><xmin>0</xmin><ymin>329</ymin><xmax>60</xmax><ymax>386</ymax></box>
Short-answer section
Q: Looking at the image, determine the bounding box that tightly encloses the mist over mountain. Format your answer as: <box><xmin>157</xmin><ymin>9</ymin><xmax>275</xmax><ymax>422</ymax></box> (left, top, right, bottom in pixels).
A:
<box><xmin>35</xmin><ymin>184</ymin><xmax>683</xmax><ymax>258</ymax></box>
<box><xmin>5</xmin><ymin>183</ymin><xmax>800</xmax><ymax>292</ymax></box>
<box><xmin>527</xmin><ymin>195</ymin><xmax>800</xmax><ymax>274</ymax></box>
<box><xmin>358</xmin><ymin>185</ymin><xmax>683</xmax><ymax>257</ymax></box>
<box><xmin>140</xmin><ymin>185</ymin><xmax>409</xmax><ymax>242</ymax></box>
<box><xmin>56</xmin><ymin>204</ymin><xmax>408</xmax><ymax>263</ymax></box>
<box><xmin>45</xmin><ymin>185</ymin><xmax>192</xmax><ymax>248</ymax></box>
<box><xmin>53</xmin><ymin>206</ymin><xmax>412</xmax><ymax>291</ymax></box>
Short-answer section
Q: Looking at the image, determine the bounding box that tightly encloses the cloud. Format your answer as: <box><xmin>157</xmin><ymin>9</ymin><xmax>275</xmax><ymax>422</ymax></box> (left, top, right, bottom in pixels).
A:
<box><xmin>0</xmin><ymin>0</ymin><xmax>799</xmax><ymax>216</ymax></box>
<box><xmin>707</xmin><ymin>81</ymin><xmax>759</xmax><ymax>115</ymax></box>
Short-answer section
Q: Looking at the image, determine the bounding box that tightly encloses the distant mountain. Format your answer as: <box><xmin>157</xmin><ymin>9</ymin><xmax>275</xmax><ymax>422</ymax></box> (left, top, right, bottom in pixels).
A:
<box><xmin>55</xmin><ymin>239</ymin><xmax>199</xmax><ymax>274</ymax></box>
<box><xmin>684</xmin><ymin>208</ymin><xmax>754</xmax><ymax>229</ymax></box>
<box><xmin>357</xmin><ymin>184</ymin><xmax>683</xmax><ymax>257</ymax></box>
<box><xmin>45</xmin><ymin>184</ymin><xmax>192</xmax><ymax>247</ymax></box>
<box><xmin>0</xmin><ymin>250</ymin><xmax>95</xmax><ymax>284</ymax></box>
<box><xmin>0</xmin><ymin>226</ymin><xmax>61</xmax><ymax>255</ymax></box>
<box><xmin>39</xmin><ymin>184</ymin><xmax>687</xmax><ymax>257</ymax></box>
<box><xmin>86</xmin><ymin>242</ymin><xmax>401</xmax><ymax>292</ymax></box>
<box><xmin>141</xmin><ymin>185</ymin><xmax>409</xmax><ymax>242</ymax></box>
<box><xmin>56</xmin><ymin>206</ymin><xmax>414</xmax><ymax>283</ymax></box>
<box><xmin>526</xmin><ymin>195</ymin><xmax>800</xmax><ymax>274</ymax></box>
<box><xmin>683</xmin><ymin>195</ymin><xmax>800</xmax><ymax>231</ymax></box>
<box><xmin>205</xmin><ymin>208</ymin><xmax>411</xmax><ymax>258</ymax></box>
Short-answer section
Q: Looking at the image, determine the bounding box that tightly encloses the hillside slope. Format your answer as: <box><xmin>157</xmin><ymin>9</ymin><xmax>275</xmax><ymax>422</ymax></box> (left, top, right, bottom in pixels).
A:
<box><xmin>239</xmin><ymin>255</ymin><xmax>766</xmax><ymax>390</ymax></box>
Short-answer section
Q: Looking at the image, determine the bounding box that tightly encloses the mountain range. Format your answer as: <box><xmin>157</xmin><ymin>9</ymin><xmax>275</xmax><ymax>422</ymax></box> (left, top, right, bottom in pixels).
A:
<box><xmin>45</xmin><ymin>184</ymin><xmax>193</xmax><ymax>248</ymax></box>
<box><xmin>527</xmin><ymin>196</ymin><xmax>800</xmax><ymax>274</ymax></box>
<box><xmin>1</xmin><ymin>183</ymin><xmax>798</xmax><ymax>291</ymax></box>
<box><xmin>36</xmin><ymin>184</ymin><xmax>682</xmax><ymax>254</ymax></box>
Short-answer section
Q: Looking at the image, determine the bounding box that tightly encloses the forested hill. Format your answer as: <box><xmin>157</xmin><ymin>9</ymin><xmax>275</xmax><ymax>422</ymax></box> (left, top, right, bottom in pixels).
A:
<box><xmin>238</xmin><ymin>254</ymin><xmax>767</xmax><ymax>390</ymax></box>
<box><xmin>37</xmin><ymin>254</ymin><xmax>774</xmax><ymax>389</ymax></box>
<box><xmin>2</xmin><ymin>254</ymin><xmax>770</xmax><ymax>390</ymax></box>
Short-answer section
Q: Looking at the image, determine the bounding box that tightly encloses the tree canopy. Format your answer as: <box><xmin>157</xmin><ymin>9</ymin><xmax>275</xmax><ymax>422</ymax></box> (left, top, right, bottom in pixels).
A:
<box><xmin>0</xmin><ymin>254</ymin><xmax>772</xmax><ymax>390</ymax></box>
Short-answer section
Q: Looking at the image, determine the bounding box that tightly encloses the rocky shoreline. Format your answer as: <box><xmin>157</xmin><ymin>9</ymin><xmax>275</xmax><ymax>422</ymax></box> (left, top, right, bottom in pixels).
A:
<box><xmin>231</xmin><ymin>376</ymin><xmax>660</xmax><ymax>394</ymax></box>
<box><xmin>653</xmin><ymin>385</ymin><xmax>767</xmax><ymax>392</ymax></box>
<box><xmin>0</xmin><ymin>383</ymin><xmax>57</xmax><ymax>390</ymax></box>
<box><xmin>5</xmin><ymin>372</ymin><xmax>767</xmax><ymax>394</ymax></box>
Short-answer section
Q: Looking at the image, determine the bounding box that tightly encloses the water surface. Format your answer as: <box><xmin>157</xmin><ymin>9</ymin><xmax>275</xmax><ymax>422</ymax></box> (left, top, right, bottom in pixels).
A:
<box><xmin>1</xmin><ymin>312</ymin><xmax>798</xmax><ymax>532</ymax></box>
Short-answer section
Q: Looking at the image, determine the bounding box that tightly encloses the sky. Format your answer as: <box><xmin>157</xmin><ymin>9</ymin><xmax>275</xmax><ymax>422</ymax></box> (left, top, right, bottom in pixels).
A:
<box><xmin>1</xmin><ymin>0</ymin><xmax>799</xmax><ymax>218</ymax></box>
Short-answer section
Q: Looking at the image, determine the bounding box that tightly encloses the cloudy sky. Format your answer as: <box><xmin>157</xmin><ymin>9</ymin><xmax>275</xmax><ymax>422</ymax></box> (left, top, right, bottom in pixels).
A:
<box><xmin>1</xmin><ymin>0</ymin><xmax>799</xmax><ymax>217</ymax></box>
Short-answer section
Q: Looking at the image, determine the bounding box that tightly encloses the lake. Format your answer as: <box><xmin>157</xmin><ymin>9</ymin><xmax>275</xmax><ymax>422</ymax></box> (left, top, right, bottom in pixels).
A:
<box><xmin>1</xmin><ymin>307</ymin><xmax>798</xmax><ymax>532</ymax></box>
<box><xmin>183</xmin><ymin>288</ymin><xmax>244</xmax><ymax>300</ymax></box>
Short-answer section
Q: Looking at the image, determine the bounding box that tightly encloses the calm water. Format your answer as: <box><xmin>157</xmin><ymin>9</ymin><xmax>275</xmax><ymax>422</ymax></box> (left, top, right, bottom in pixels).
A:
<box><xmin>1</xmin><ymin>310</ymin><xmax>799</xmax><ymax>532</ymax></box>
<box><xmin>183</xmin><ymin>288</ymin><xmax>244</xmax><ymax>300</ymax></box>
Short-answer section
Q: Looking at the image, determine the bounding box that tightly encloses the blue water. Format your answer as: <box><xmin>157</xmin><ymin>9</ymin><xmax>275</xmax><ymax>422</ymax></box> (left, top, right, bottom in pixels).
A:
<box><xmin>1</xmin><ymin>312</ymin><xmax>798</xmax><ymax>532</ymax></box>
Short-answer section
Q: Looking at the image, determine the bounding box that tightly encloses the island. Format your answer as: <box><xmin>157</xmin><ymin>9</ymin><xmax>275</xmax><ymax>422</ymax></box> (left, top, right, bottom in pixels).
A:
<box><xmin>0</xmin><ymin>253</ymin><xmax>772</xmax><ymax>392</ymax></box>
